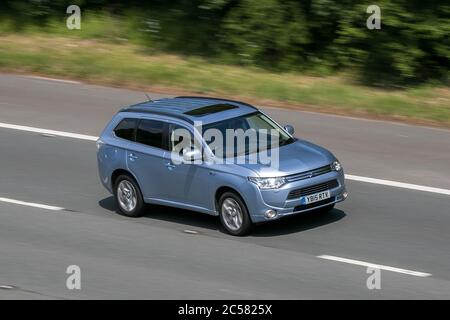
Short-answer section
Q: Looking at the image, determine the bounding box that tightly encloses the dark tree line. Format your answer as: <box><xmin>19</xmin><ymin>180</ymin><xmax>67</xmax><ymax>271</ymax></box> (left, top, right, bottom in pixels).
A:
<box><xmin>1</xmin><ymin>0</ymin><xmax>448</xmax><ymax>85</ymax></box>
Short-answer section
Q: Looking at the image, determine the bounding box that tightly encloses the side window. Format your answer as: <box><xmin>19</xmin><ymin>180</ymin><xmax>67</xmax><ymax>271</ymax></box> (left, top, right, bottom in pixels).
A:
<box><xmin>114</xmin><ymin>118</ymin><xmax>137</xmax><ymax>141</ymax></box>
<box><xmin>136</xmin><ymin>119</ymin><xmax>166</xmax><ymax>150</ymax></box>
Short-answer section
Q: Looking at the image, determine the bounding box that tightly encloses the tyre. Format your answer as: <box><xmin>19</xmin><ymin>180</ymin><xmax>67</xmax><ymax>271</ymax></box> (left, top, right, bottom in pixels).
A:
<box><xmin>218</xmin><ymin>192</ymin><xmax>253</xmax><ymax>236</ymax></box>
<box><xmin>114</xmin><ymin>174</ymin><xmax>145</xmax><ymax>217</ymax></box>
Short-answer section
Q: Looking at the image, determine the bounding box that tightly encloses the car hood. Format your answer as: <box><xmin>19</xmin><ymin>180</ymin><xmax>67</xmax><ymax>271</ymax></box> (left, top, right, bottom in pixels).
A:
<box><xmin>235</xmin><ymin>139</ymin><xmax>335</xmax><ymax>177</ymax></box>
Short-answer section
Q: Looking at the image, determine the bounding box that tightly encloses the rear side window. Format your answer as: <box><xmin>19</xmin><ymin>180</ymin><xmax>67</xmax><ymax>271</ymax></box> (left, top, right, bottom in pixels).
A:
<box><xmin>169</xmin><ymin>123</ymin><xmax>194</xmax><ymax>151</ymax></box>
<box><xmin>136</xmin><ymin>119</ymin><xmax>166</xmax><ymax>149</ymax></box>
<box><xmin>169</xmin><ymin>123</ymin><xmax>196</xmax><ymax>157</ymax></box>
<box><xmin>114</xmin><ymin>118</ymin><xmax>137</xmax><ymax>141</ymax></box>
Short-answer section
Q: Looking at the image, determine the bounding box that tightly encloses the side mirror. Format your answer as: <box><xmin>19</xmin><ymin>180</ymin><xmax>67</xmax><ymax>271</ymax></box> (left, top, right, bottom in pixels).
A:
<box><xmin>182</xmin><ymin>148</ymin><xmax>202</xmax><ymax>163</ymax></box>
<box><xmin>284</xmin><ymin>124</ymin><xmax>295</xmax><ymax>135</ymax></box>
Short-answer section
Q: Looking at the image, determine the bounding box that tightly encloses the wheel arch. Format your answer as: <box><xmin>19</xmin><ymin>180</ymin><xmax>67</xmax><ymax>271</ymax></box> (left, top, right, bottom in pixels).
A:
<box><xmin>214</xmin><ymin>186</ymin><xmax>248</xmax><ymax>213</ymax></box>
<box><xmin>111</xmin><ymin>168</ymin><xmax>140</xmax><ymax>189</ymax></box>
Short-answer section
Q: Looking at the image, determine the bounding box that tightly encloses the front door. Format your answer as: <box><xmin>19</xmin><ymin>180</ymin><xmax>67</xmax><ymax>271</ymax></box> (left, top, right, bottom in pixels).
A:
<box><xmin>163</xmin><ymin>122</ymin><xmax>212</xmax><ymax>211</ymax></box>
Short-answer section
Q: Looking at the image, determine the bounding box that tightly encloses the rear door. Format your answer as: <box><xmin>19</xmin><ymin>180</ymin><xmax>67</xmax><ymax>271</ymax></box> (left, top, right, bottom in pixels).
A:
<box><xmin>126</xmin><ymin>118</ymin><xmax>170</xmax><ymax>201</ymax></box>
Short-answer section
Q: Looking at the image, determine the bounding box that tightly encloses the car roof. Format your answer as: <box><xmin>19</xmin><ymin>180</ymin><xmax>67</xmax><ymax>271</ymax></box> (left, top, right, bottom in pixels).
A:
<box><xmin>120</xmin><ymin>96</ymin><xmax>258</xmax><ymax>124</ymax></box>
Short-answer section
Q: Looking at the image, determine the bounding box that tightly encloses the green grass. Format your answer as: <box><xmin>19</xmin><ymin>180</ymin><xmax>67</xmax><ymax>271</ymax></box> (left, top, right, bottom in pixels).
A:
<box><xmin>0</xmin><ymin>34</ymin><xmax>449</xmax><ymax>128</ymax></box>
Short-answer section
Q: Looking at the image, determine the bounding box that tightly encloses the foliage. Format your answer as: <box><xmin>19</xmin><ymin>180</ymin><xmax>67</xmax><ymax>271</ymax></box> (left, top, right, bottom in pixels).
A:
<box><xmin>0</xmin><ymin>0</ymin><xmax>448</xmax><ymax>85</ymax></box>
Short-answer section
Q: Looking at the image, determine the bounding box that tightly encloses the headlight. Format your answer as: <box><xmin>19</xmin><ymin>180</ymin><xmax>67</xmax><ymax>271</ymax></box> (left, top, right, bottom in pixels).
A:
<box><xmin>332</xmin><ymin>160</ymin><xmax>342</xmax><ymax>172</ymax></box>
<box><xmin>248</xmin><ymin>177</ymin><xmax>287</xmax><ymax>189</ymax></box>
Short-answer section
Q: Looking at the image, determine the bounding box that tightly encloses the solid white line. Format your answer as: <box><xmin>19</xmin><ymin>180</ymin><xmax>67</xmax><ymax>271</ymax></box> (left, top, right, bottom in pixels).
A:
<box><xmin>0</xmin><ymin>122</ymin><xmax>98</xmax><ymax>141</ymax></box>
<box><xmin>27</xmin><ymin>76</ymin><xmax>81</xmax><ymax>84</ymax></box>
<box><xmin>0</xmin><ymin>197</ymin><xmax>64</xmax><ymax>211</ymax></box>
<box><xmin>317</xmin><ymin>255</ymin><xmax>432</xmax><ymax>277</ymax></box>
<box><xmin>345</xmin><ymin>174</ymin><xmax>450</xmax><ymax>196</ymax></box>
<box><xmin>0</xmin><ymin>121</ymin><xmax>449</xmax><ymax>196</ymax></box>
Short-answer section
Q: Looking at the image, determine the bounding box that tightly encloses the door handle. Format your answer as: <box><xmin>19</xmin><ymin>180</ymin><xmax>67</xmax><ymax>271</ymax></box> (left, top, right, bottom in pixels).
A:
<box><xmin>128</xmin><ymin>153</ymin><xmax>138</xmax><ymax>161</ymax></box>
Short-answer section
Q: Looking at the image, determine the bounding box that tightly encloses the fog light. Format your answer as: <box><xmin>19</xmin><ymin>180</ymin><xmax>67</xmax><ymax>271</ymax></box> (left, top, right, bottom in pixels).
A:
<box><xmin>332</xmin><ymin>161</ymin><xmax>342</xmax><ymax>172</ymax></box>
<box><xmin>343</xmin><ymin>191</ymin><xmax>348</xmax><ymax>199</ymax></box>
<box><xmin>265</xmin><ymin>209</ymin><xmax>277</xmax><ymax>219</ymax></box>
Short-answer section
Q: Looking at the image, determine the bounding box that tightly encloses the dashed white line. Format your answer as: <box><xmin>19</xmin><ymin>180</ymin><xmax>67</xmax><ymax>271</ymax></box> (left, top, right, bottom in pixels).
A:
<box><xmin>317</xmin><ymin>255</ymin><xmax>432</xmax><ymax>277</ymax></box>
<box><xmin>0</xmin><ymin>121</ymin><xmax>449</xmax><ymax>196</ymax></box>
<box><xmin>345</xmin><ymin>174</ymin><xmax>450</xmax><ymax>196</ymax></box>
<box><xmin>27</xmin><ymin>76</ymin><xmax>81</xmax><ymax>84</ymax></box>
<box><xmin>183</xmin><ymin>229</ymin><xmax>199</xmax><ymax>234</ymax></box>
<box><xmin>0</xmin><ymin>285</ymin><xmax>15</xmax><ymax>290</ymax></box>
<box><xmin>0</xmin><ymin>197</ymin><xmax>64</xmax><ymax>211</ymax></box>
<box><xmin>0</xmin><ymin>122</ymin><xmax>98</xmax><ymax>141</ymax></box>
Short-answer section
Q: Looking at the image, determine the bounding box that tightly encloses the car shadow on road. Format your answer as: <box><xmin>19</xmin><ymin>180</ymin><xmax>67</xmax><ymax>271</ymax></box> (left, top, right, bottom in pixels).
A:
<box><xmin>99</xmin><ymin>196</ymin><xmax>221</xmax><ymax>231</ymax></box>
<box><xmin>98</xmin><ymin>196</ymin><xmax>346</xmax><ymax>237</ymax></box>
<box><xmin>251</xmin><ymin>208</ymin><xmax>346</xmax><ymax>237</ymax></box>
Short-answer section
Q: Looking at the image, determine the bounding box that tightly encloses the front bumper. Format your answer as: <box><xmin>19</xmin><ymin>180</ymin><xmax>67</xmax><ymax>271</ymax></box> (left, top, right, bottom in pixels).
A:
<box><xmin>245</xmin><ymin>170</ymin><xmax>347</xmax><ymax>223</ymax></box>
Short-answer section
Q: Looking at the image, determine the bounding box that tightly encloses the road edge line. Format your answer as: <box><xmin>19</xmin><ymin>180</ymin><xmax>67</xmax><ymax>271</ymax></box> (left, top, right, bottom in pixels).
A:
<box><xmin>0</xmin><ymin>197</ymin><xmax>65</xmax><ymax>211</ymax></box>
<box><xmin>345</xmin><ymin>174</ymin><xmax>450</xmax><ymax>195</ymax></box>
<box><xmin>0</xmin><ymin>122</ymin><xmax>98</xmax><ymax>141</ymax></box>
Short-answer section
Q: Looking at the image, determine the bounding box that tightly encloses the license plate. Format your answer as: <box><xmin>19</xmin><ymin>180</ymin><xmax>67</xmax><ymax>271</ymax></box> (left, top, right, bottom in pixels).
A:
<box><xmin>300</xmin><ymin>190</ymin><xmax>331</xmax><ymax>205</ymax></box>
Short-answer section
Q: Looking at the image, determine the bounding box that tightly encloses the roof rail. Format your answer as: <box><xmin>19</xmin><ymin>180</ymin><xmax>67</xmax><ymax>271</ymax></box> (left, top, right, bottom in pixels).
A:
<box><xmin>119</xmin><ymin>107</ymin><xmax>194</xmax><ymax>124</ymax></box>
<box><xmin>175</xmin><ymin>96</ymin><xmax>257</xmax><ymax>110</ymax></box>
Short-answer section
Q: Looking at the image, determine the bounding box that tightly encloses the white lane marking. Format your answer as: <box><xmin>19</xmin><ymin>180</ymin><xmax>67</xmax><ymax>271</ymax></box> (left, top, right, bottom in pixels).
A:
<box><xmin>0</xmin><ymin>121</ymin><xmax>449</xmax><ymax>196</ymax></box>
<box><xmin>0</xmin><ymin>122</ymin><xmax>98</xmax><ymax>141</ymax></box>
<box><xmin>183</xmin><ymin>229</ymin><xmax>199</xmax><ymax>234</ymax></box>
<box><xmin>345</xmin><ymin>174</ymin><xmax>450</xmax><ymax>196</ymax></box>
<box><xmin>27</xmin><ymin>76</ymin><xmax>81</xmax><ymax>84</ymax></box>
<box><xmin>0</xmin><ymin>197</ymin><xmax>64</xmax><ymax>211</ymax></box>
<box><xmin>318</xmin><ymin>255</ymin><xmax>432</xmax><ymax>277</ymax></box>
<box><xmin>0</xmin><ymin>285</ymin><xmax>15</xmax><ymax>290</ymax></box>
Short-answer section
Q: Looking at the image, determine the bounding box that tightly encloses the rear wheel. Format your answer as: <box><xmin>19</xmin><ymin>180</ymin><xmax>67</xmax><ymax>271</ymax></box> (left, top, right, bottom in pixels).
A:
<box><xmin>219</xmin><ymin>192</ymin><xmax>253</xmax><ymax>236</ymax></box>
<box><xmin>114</xmin><ymin>174</ymin><xmax>145</xmax><ymax>217</ymax></box>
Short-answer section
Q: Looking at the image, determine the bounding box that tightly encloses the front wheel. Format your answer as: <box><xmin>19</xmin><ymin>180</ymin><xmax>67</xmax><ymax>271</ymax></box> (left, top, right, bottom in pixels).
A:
<box><xmin>114</xmin><ymin>174</ymin><xmax>145</xmax><ymax>217</ymax></box>
<box><xmin>219</xmin><ymin>192</ymin><xmax>253</xmax><ymax>236</ymax></box>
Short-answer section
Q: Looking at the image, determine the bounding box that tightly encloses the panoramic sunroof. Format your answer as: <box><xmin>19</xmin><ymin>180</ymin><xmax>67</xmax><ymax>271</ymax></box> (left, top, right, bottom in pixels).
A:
<box><xmin>184</xmin><ymin>104</ymin><xmax>238</xmax><ymax>116</ymax></box>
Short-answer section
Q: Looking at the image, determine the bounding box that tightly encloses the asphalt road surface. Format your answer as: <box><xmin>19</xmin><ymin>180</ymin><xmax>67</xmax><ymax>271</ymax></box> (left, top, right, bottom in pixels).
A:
<box><xmin>0</xmin><ymin>74</ymin><xmax>449</xmax><ymax>299</ymax></box>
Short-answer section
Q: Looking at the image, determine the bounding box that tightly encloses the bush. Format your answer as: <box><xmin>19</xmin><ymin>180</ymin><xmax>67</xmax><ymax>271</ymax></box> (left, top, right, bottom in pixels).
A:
<box><xmin>0</xmin><ymin>0</ymin><xmax>448</xmax><ymax>86</ymax></box>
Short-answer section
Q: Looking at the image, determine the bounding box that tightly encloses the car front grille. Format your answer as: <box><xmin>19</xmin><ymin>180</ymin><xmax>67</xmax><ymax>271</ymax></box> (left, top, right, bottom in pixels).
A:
<box><xmin>287</xmin><ymin>179</ymin><xmax>339</xmax><ymax>200</ymax></box>
<box><xmin>285</xmin><ymin>164</ymin><xmax>332</xmax><ymax>183</ymax></box>
<box><xmin>293</xmin><ymin>197</ymin><xmax>335</xmax><ymax>211</ymax></box>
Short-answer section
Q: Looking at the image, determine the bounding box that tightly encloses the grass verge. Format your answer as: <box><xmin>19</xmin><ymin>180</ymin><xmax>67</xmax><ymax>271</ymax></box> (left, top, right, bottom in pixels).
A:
<box><xmin>0</xmin><ymin>34</ymin><xmax>449</xmax><ymax>128</ymax></box>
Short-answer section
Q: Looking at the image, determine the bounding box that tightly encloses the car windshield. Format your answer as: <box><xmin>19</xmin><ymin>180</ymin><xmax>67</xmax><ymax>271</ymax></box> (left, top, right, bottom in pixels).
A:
<box><xmin>201</xmin><ymin>112</ymin><xmax>295</xmax><ymax>158</ymax></box>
